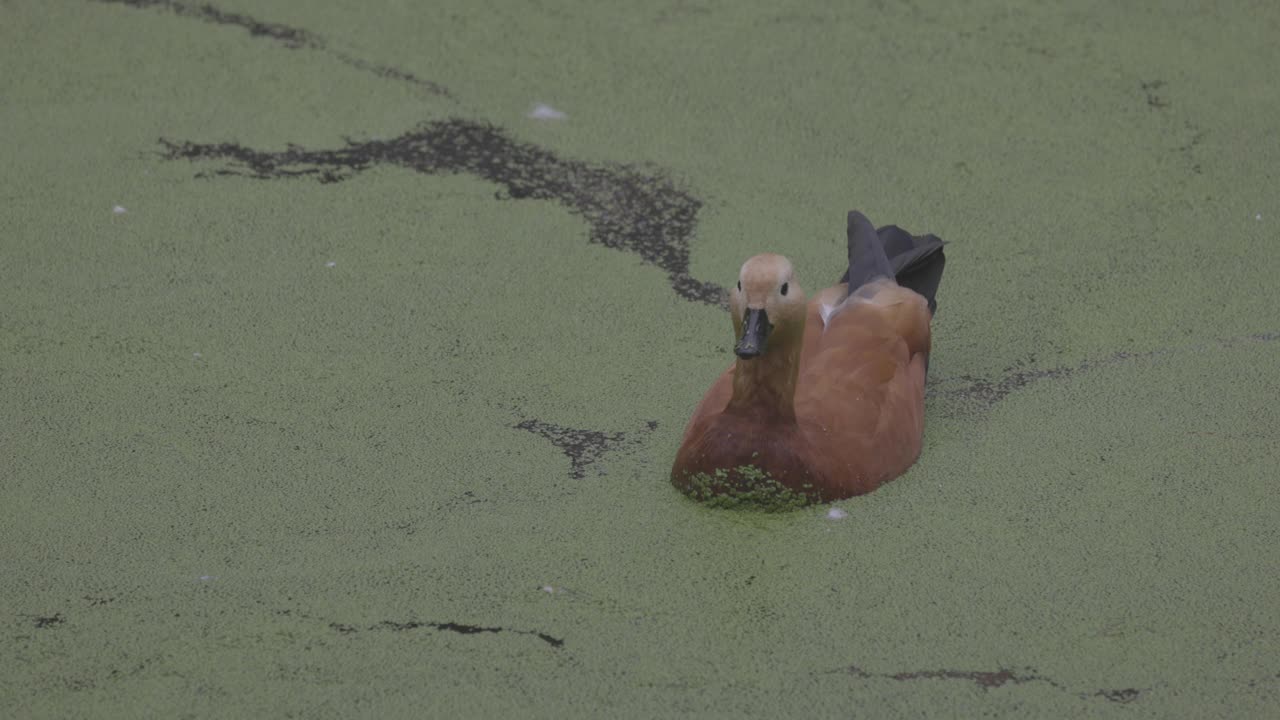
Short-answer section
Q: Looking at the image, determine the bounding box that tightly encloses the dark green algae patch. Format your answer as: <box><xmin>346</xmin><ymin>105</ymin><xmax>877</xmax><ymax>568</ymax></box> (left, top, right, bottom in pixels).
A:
<box><xmin>675</xmin><ymin>465</ymin><xmax>819</xmax><ymax>511</ymax></box>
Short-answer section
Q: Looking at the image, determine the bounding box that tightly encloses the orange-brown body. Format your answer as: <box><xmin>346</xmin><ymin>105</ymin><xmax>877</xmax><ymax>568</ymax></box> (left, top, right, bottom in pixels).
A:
<box><xmin>672</xmin><ymin>269</ymin><xmax>934</xmax><ymax>503</ymax></box>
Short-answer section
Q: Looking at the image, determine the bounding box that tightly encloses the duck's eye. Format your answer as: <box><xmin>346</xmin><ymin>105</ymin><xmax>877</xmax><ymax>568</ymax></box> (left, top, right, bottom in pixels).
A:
<box><xmin>780</xmin><ymin>282</ymin><xmax>789</xmax><ymax>296</ymax></box>
<box><xmin>737</xmin><ymin>281</ymin><xmax>742</xmax><ymax>291</ymax></box>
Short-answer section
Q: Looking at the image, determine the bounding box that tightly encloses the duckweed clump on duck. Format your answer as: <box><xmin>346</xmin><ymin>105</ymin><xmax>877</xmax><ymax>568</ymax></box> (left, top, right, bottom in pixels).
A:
<box><xmin>678</xmin><ymin>465</ymin><xmax>817</xmax><ymax>512</ymax></box>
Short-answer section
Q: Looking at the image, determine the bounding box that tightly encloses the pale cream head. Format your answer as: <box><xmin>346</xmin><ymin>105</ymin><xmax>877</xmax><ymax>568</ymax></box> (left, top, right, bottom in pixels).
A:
<box><xmin>729</xmin><ymin>253</ymin><xmax>806</xmax><ymax>359</ymax></box>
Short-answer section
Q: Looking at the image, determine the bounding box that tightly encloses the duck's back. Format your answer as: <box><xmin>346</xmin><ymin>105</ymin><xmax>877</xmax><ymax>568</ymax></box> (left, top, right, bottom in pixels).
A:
<box><xmin>794</xmin><ymin>281</ymin><xmax>932</xmax><ymax>497</ymax></box>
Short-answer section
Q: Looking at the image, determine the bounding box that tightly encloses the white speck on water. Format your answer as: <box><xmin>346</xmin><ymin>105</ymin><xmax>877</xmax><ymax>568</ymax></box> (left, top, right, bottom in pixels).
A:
<box><xmin>112</xmin><ymin>205</ymin><xmax>127</xmax><ymax>214</ymax></box>
<box><xmin>528</xmin><ymin>103</ymin><xmax>568</xmax><ymax>120</ymax></box>
<box><xmin>325</xmin><ymin>261</ymin><xmax>337</xmax><ymax>267</ymax></box>
<box><xmin>192</xmin><ymin>352</ymin><xmax>202</xmax><ymax>359</ymax></box>
<box><xmin>198</xmin><ymin>575</ymin><xmax>216</xmax><ymax>581</ymax></box>
<box><xmin>1257</xmin><ymin>213</ymin><xmax>1263</xmax><ymax>221</ymax></box>
<box><xmin>541</xmin><ymin>585</ymin><xmax>555</xmax><ymax>593</ymax></box>
<box><xmin>826</xmin><ymin>508</ymin><xmax>848</xmax><ymax>520</ymax></box>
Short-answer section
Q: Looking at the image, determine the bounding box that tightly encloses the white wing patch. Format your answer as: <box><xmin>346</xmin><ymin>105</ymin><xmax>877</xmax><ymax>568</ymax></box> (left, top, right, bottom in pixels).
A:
<box><xmin>820</xmin><ymin>279</ymin><xmax>908</xmax><ymax>331</ymax></box>
<box><xmin>819</xmin><ymin>303</ymin><xmax>838</xmax><ymax>327</ymax></box>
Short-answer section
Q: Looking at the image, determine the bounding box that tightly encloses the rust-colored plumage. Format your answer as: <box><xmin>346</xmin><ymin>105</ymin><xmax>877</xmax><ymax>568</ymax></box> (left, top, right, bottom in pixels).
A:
<box><xmin>672</xmin><ymin>211</ymin><xmax>946</xmax><ymax>504</ymax></box>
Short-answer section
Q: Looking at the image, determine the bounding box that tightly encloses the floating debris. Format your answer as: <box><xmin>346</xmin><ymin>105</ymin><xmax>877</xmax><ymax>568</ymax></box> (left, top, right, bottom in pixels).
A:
<box><xmin>528</xmin><ymin>103</ymin><xmax>567</xmax><ymax>121</ymax></box>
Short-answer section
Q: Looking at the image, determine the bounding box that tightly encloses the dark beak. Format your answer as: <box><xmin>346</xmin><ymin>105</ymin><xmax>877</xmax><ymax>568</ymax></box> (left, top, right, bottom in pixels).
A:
<box><xmin>734</xmin><ymin>308</ymin><xmax>772</xmax><ymax>359</ymax></box>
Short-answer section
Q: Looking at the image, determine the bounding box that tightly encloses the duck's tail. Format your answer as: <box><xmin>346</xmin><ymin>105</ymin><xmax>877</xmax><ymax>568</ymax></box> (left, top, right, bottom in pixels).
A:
<box><xmin>840</xmin><ymin>210</ymin><xmax>947</xmax><ymax>315</ymax></box>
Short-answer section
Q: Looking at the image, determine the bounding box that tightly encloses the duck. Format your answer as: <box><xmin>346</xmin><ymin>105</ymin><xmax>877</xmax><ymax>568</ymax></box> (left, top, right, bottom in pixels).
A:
<box><xmin>671</xmin><ymin>210</ymin><xmax>946</xmax><ymax>507</ymax></box>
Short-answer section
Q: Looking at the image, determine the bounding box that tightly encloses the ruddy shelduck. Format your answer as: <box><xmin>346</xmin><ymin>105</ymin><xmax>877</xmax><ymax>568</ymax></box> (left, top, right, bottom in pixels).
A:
<box><xmin>672</xmin><ymin>211</ymin><xmax>946</xmax><ymax>506</ymax></box>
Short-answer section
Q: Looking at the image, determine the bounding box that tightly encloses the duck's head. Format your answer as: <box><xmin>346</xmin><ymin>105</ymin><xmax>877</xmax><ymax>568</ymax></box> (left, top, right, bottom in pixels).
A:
<box><xmin>730</xmin><ymin>253</ymin><xmax>806</xmax><ymax>360</ymax></box>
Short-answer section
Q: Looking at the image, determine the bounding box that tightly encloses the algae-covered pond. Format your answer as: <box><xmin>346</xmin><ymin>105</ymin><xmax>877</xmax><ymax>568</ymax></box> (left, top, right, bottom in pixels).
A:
<box><xmin>3</xmin><ymin>1</ymin><xmax>1278</xmax><ymax>716</ymax></box>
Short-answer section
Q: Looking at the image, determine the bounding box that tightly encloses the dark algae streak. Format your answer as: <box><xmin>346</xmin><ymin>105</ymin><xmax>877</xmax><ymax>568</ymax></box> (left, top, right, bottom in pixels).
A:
<box><xmin>97</xmin><ymin>0</ymin><xmax>319</xmax><ymax>48</ymax></box>
<box><xmin>332</xmin><ymin>619</ymin><xmax>564</xmax><ymax>649</ymax></box>
<box><xmin>159</xmin><ymin>119</ymin><xmax>720</xmax><ymax>304</ymax></box>
<box><xmin>94</xmin><ymin>0</ymin><xmax>452</xmax><ymax>96</ymax></box>
<box><xmin>839</xmin><ymin>664</ymin><xmax>1146</xmax><ymax>703</ymax></box>
<box><xmin>514</xmin><ymin>418</ymin><xmax>650</xmax><ymax>479</ymax></box>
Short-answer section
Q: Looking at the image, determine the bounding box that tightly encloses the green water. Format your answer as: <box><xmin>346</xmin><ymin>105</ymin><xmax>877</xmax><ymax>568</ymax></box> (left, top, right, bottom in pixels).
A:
<box><xmin>3</xmin><ymin>0</ymin><xmax>1278</xmax><ymax>716</ymax></box>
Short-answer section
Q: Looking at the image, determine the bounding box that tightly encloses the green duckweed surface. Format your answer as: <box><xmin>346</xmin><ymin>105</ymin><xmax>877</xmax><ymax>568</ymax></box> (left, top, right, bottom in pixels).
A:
<box><xmin>3</xmin><ymin>1</ymin><xmax>1279</xmax><ymax>717</ymax></box>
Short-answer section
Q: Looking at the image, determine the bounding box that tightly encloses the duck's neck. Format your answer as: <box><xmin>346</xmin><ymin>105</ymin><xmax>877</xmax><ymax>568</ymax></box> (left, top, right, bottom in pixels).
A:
<box><xmin>725</xmin><ymin>329</ymin><xmax>802</xmax><ymax>424</ymax></box>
